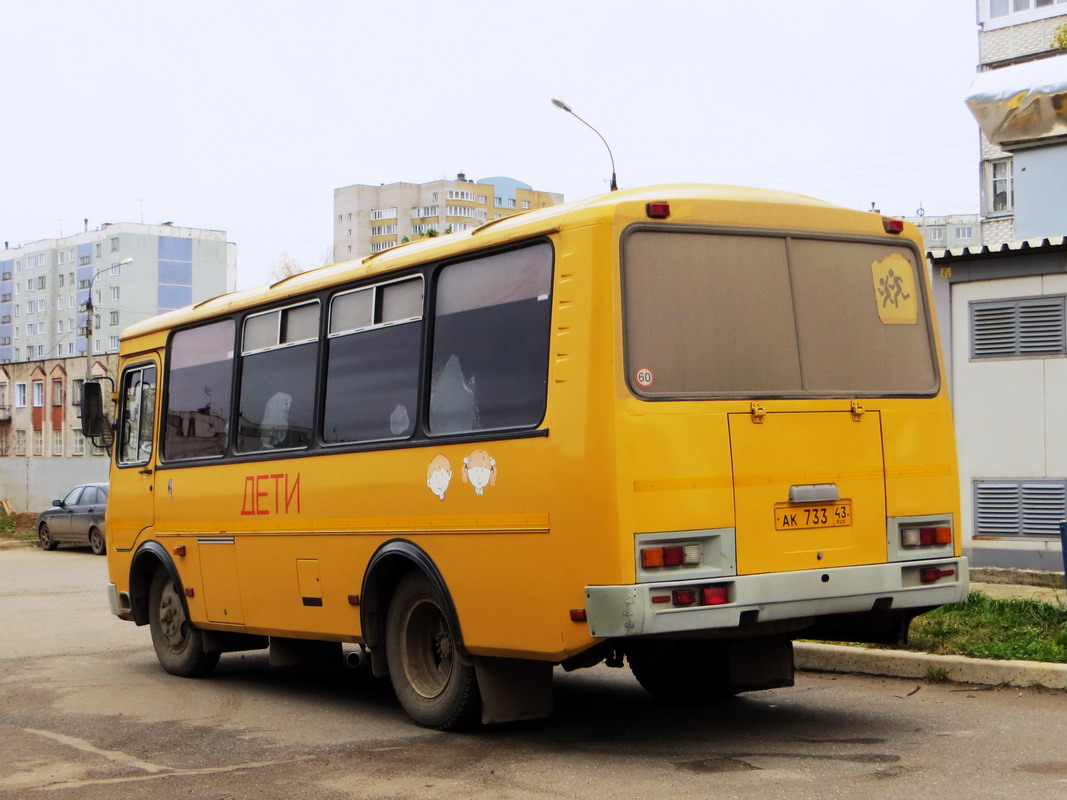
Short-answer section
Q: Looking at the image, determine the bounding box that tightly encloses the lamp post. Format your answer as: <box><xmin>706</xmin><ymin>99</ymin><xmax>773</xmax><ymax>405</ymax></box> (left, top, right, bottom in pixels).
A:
<box><xmin>551</xmin><ymin>98</ymin><xmax>618</xmax><ymax>191</ymax></box>
<box><xmin>84</xmin><ymin>257</ymin><xmax>133</xmax><ymax>379</ymax></box>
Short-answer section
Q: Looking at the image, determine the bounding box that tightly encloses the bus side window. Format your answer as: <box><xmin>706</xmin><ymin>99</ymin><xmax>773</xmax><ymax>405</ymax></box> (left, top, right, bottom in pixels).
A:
<box><xmin>429</xmin><ymin>242</ymin><xmax>553</xmax><ymax>435</ymax></box>
<box><xmin>323</xmin><ymin>278</ymin><xmax>423</xmax><ymax>444</ymax></box>
<box><xmin>237</xmin><ymin>302</ymin><xmax>319</xmax><ymax>453</ymax></box>
<box><xmin>164</xmin><ymin>320</ymin><xmax>235</xmax><ymax>460</ymax></box>
<box><xmin>118</xmin><ymin>364</ymin><xmax>156</xmax><ymax>465</ymax></box>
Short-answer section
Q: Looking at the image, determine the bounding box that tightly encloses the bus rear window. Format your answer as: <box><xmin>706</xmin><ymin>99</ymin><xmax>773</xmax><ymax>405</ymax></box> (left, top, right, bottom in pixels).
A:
<box><xmin>622</xmin><ymin>230</ymin><xmax>938</xmax><ymax>398</ymax></box>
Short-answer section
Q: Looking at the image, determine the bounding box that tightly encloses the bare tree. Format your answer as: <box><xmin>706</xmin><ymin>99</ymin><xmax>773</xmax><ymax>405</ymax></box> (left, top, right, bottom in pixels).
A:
<box><xmin>269</xmin><ymin>251</ymin><xmax>304</xmax><ymax>283</ymax></box>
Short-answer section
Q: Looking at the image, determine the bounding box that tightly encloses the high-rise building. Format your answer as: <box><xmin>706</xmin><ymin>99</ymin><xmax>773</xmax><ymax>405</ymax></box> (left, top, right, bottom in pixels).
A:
<box><xmin>333</xmin><ymin>174</ymin><xmax>563</xmax><ymax>261</ymax></box>
<box><xmin>0</xmin><ymin>222</ymin><xmax>236</xmax><ymax>365</ymax></box>
<box><xmin>972</xmin><ymin>0</ymin><xmax>1067</xmax><ymax>246</ymax></box>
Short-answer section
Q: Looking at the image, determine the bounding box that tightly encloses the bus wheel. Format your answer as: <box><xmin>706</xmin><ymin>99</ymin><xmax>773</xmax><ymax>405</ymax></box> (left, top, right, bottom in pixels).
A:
<box><xmin>385</xmin><ymin>572</ymin><xmax>479</xmax><ymax>730</ymax></box>
<box><xmin>38</xmin><ymin>523</ymin><xmax>57</xmax><ymax>551</ymax></box>
<box><xmin>89</xmin><ymin>528</ymin><xmax>106</xmax><ymax>556</ymax></box>
<box><xmin>148</xmin><ymin>569</ymin><xmax>220</xmax><ymax>678</ymax></box>
<box><xmin>627</xmin><ymin>642</ymin><xmax>734</xmax><ymax>703</ymax></box>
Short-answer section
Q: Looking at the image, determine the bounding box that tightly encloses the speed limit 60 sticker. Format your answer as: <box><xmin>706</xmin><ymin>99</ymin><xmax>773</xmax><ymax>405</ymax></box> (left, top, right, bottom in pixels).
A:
<box><xmin>634</xmin><ymin>367</ymin><xmax>654</xmax><ymax>388</ymax></box>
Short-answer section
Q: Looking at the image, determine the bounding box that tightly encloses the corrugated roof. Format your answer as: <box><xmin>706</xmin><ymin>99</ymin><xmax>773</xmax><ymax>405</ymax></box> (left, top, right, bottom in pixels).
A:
<box><xmin>929</xmin><ymin>235</ymin><xmax>1067</xmax><ymax>260</ymax></box>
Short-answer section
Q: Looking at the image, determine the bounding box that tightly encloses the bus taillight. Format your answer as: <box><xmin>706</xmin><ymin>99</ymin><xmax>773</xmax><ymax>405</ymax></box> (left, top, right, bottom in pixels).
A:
<box><xmin>646</xmin><ymin>202</ymin><xmax>670</xmax><ymax>219</ymax></box>
<box><xmin>702</xmin><ymin>586</ymin><xmax>729</xmax><ymax>605</ymax></box>
<box><xmin>901</xmin><ymin>526</ymin><xmax>952</xmax><ymax>547</ymax></box>
<box><xmin>641</xmin><ymin>544</ymin><xmax>702</xmax><ymax>568</ymax></box>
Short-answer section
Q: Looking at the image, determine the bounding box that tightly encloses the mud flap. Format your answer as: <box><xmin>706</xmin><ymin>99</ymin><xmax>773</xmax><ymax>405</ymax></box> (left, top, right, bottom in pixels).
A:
<box><xmin>727</xmin><ymin>638</ymin><xmax>795</xmax><ymax>693</ymax></box>
<box><xmin>474</xmin><ymin>657</ymin><xmax>554</xmax><ymax>724</ymax></box>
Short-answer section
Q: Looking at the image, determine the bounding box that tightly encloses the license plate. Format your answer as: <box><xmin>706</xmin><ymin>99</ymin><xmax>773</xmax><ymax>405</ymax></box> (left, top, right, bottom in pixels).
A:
<box><xmin>774</xmin><ymin>502</ymin><xmax>852</xmax><ymax>531</ymax></box>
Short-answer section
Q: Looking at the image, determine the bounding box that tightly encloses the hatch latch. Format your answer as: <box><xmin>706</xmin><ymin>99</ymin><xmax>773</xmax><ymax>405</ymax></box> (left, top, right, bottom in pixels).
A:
<box><xmin>751</xmin><ymin>402</ymin><xmax>766</xmax><ymax>423</ymax></box>
<box><xmin>851</xmin><ymin>400</ymin><xmax>865</xmax><ymax>421</ymax></box>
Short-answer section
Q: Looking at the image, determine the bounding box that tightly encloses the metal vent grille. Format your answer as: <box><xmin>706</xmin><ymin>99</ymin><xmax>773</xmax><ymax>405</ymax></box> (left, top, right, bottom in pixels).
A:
<box><xmin>971</xmin><ymin>297</ymin><xmax>1066</xmax><ymax>359</ymax></box>
<box><xmin>974</xmin><ymin>481</ymin><xmax>1066</xmax><ymax>536</ymax></box>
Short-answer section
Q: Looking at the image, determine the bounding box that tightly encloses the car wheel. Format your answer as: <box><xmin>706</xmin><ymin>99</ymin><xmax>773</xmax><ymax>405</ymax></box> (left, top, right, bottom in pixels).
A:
<box><xmin>89</xmin><ymin>527</ymin><xmax>106</xmax><ymax>556</ymax></box>
<box><xmin>385</xmin><ymin>571</ymin><xmax>479</xmax><ymax>730</ymax></box>
<box><xmin>148</xmin><ymin>569</ymin><xmax>220</xmax><ymax>678</ymax></box>
<box><xmin>38</xmin><ymin>522</ymin><xmax>58</xmax><ymax>551</ymax></box>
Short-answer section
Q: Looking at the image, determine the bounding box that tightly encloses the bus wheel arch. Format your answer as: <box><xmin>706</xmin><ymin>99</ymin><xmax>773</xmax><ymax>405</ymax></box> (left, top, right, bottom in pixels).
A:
<box><xmin>361</xmin><ymin>541</ymin><xmax>478</xmax><ymax>729</ymax></box>
<box><xmin>360</xmin><ymin>540</ymin><xmax>466</xmax><ymax>662</ymax></box>
<box><xmin>129</xmin><ymin>541</ymin><xmax>182</xmax><ymax>626</ymax></box>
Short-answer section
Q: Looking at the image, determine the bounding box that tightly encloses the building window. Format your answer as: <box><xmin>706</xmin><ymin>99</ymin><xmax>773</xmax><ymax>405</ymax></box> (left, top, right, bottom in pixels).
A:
<box><xmin>970</xmin><ymin>296</ymin><xmax>1066</xmax><ymax>359</ymax></box>
<box><xmin>72</xmin><ymin>379</ymin><xmax>83</xmax><ymax>406</ymax></box>
<box><xmin>72</xmin><ymin>430</ymin><xmax>85</xmax><ymax>456</ymax></box>
<box><xmin>15</xmin><ymin>383</ymin><xmax>26</xmax><ymax>408</ymax></box>
<box><xmin>32</xmin><ymin>382</ymin><xmax>43</xmax><ymax>407</ymax></box>
<box><xmin>975</xmin><ymin>480</ymin><xmax>1066</xmax><ymax>536</ymax></box>
<box><xmin>986</xmin><ymin>158</ymin><xmax>1014</xmax><ymax>215</ymax></box>
<box><xmin>110</xmin><ymin>237</ymin><xmax>120</xmax><ymax>252</ymax></box>
<box><xmin>53</xmin><ymin>381</ymin><xmax>64</xmax><ymax>406</ymax></box>
<box><xmin>52</xmin><ymin>429</ymin><xmax>63</xmax><ymax>456</ymax></box>
<box><xmin>110</xmin><ymin>311</ymin><xmax>119</xmax><ymax>325</ymax></box>
<box><xmin>926</xmin><ymin>227</ymin><xmax>945</xmax><ymax>243</ymax></box>
<box><xmin>110</xmin><ymin>286</ymin><xmax>120</xmax><ymax>300</ymax></box>
<box><xmin>109</xmin><ymin>336</ymin><xmax>119</xmax><ymax>350</ymax></box>
<box><xmin>14</xmin><ymin>429</ymin><xmax>26</xmax><ymax>455</ymax></box>
<box><xmin>370</xmin><ymin>207</ymin><xmax>397</xmax><ymax>221</ymax></box>
<box><xmin>33</xmin><ymin>430</ymin><xmax>43</xmax><ymax>456</ymax></box>
<box><xmin>954</xmin><ymin>226</ymin><xmax>974</xmax><ymax>240</ymax></box>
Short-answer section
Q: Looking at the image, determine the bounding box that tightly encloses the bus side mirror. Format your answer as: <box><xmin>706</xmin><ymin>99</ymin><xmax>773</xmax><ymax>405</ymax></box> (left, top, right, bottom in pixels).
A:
<box><xmin>81</xmin><ymin>381</ymin><xmax>110</xmax><ymax>438</ymax></box>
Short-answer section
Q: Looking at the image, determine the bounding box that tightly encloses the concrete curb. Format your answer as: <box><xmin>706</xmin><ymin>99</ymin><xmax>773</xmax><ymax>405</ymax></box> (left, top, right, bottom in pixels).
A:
<box><xmin>795</xmin><ymin>642</ymin><xmax>1067</xmax><ymax>690</ymax></box>
<box><xmin>0</xmin><ymin>539</ymin><xmax>35</xmax><ymax>550</ymax></box>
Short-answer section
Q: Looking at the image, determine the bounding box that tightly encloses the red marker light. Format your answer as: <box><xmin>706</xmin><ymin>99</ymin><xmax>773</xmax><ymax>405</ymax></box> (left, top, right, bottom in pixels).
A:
<box><xmin>883</xmin><ymin>217</ymin><xmax>905</xmax><ymax>234</ymax></box>
<box><xmin>569</xmin><ymin>608</ymin><xmax>588</xmax><ymax>622</ymax></box>
<box><xmin>646</xmin><ymin>202</ymin><xmax>670</xmax><ymax>219</ymax></box>
<box><xmin>702</xmin><ymin>586</ymin><xmax>730</xmax><ymax>605</ymax></box>
<box><xmin>172</xmin><ymin>545</ymin><xmax>186</xmax><ymax>557</ymax></box>
<box><xmin>672</xmin><ymin>589</ymin><xmax>697</xmax><ymax>606</ymax></box>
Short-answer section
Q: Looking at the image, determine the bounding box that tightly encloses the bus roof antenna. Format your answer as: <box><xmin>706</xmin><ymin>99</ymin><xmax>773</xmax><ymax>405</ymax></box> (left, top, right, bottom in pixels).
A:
<box><xmin>551</xmin><ymin>98</ymin><xmax>618</xmax><ymax>191</ymax></box>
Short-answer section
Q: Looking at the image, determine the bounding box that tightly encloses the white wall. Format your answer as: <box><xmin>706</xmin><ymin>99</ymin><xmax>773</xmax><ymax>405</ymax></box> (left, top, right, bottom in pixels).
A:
<box><xmin>951</xmin><ymin>272</ymin><xmax>1067</xmax><ymax>541</ymax></box>
<box><xmin>0</xmin><ymin>455</ymin><xmax>109</xmax><ymax>514</ymax></box>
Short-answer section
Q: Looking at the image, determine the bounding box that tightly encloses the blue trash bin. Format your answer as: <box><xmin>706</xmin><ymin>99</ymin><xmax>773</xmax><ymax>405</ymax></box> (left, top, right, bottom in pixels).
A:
<box><xmin>1060</xmin><ymin>521</ymin><xmax>1067</xmax><ymax>589</ymax></box>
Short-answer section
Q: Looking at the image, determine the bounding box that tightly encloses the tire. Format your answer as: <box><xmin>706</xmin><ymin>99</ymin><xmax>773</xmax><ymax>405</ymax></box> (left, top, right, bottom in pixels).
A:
<box><xmin>627</xmin><ymin>641</ymin><xmax>735</xmax><ymax>703</ymax></box>
<box><xmin>385</xmin><ymin>572</ymin><xmax>479</xmax><ymax>730</ymax></box>
<box><xmin>38</xmin><ymin>522</ymin><xmax>58</xmax><ymax>551</ymax></box>
<box><xmin>148</xmin><ymin>569</ymin><xmax>220</xmax><ymax>678</ymax></box>
<box><xmin>89</xmin><ymin>528</ymin><xmax>106</xmax><ymax>556</ymax></box>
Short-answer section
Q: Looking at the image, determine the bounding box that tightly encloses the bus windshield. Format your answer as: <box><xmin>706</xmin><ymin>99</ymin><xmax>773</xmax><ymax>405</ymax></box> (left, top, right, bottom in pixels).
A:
<box><xmin>622</xmin><ymin>229</ymin><xmax>939</xmax><ymax>398</ymax></box>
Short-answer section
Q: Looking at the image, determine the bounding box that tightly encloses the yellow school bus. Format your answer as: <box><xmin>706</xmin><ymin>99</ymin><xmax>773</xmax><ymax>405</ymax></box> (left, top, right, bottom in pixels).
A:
<box><xmin>92</xmin><ymin>184</ymin><xmax>967</xmax><ymax>729</ymax></box>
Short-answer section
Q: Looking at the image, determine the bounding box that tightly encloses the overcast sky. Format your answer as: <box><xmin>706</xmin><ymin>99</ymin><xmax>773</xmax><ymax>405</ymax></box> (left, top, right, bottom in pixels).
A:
<box><xmin>1</xmin><ymin>0</ymin><xmax>981</xmax><ymax>290</ymax></box>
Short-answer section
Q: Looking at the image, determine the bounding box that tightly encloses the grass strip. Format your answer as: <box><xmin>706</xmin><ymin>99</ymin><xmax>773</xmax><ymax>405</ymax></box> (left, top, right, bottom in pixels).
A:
<box><xmin>906</xmin><ymin>590</ymin><xmax>1067</xmax><ymax>663</ymax></box>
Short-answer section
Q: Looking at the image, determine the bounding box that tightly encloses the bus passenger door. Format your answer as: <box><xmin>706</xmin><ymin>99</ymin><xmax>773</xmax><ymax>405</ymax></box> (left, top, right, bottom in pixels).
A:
<box><xmin>110</xmin><ymin>360</ymin><xmax>159</xmax><ymax>551</ymax></box>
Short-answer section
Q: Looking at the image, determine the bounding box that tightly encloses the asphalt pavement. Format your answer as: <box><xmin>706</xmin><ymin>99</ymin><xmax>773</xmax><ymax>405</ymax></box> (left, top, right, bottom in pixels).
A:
<box><xmin>3</xmin><ymin>537</ymin><xmax>1065</xmax><ymax>691</ymax></box>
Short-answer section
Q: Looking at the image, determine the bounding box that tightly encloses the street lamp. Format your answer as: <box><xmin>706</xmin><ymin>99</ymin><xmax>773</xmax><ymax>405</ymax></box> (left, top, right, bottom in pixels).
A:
<box><xmin>551</xmin><ymin>98</ymin><xmax>619</xmax><ymax>191</ymax></box>
<box><xmin>84</xmin><ymin>257</ymin><xmax>133</xmax><ymax>379</ymax></box>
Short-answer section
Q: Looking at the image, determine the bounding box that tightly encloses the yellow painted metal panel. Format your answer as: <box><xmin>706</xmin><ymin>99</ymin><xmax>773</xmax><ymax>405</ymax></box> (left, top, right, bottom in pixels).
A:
<box><xmin>729</xmin><ymin>411</ymin><xmax>887</xmax><ymax>574</ymax></box>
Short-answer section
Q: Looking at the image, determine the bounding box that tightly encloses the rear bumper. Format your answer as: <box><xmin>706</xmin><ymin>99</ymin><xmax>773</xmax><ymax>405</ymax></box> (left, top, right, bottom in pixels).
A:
<box><xmin>584</xmin><ymin>558</ymin><xmax>968</xmax><ymax>638</ymax></box>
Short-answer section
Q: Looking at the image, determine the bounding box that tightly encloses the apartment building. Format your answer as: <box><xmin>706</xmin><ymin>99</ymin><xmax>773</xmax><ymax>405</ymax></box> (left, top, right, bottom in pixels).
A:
<box><xmin>0</xmin><ymin>222</ymin><xmax>236</xmax><ymax>364</ymax></box>
<box><xmin>972</xmin><ymin>0</ymin><xmax>1067</xmax><ymax>246</ymax></box>
<box><xmin>0</xmin><ymin>221</ymin><xmax>235</xmax><ymax>512</ymax></box>
<box><xmin>333</xmin><ymin>174</ymin><xmax>563</xmax><ymax>261</ymax></box>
